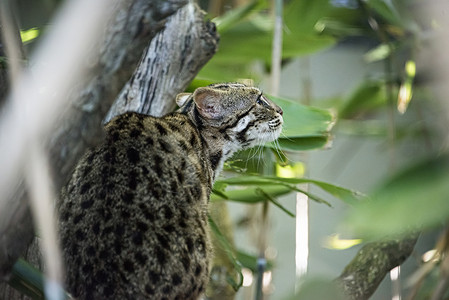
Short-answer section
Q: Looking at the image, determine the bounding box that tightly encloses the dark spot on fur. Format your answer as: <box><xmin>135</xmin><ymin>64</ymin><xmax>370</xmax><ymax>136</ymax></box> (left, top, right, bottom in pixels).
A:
<box><xmin>126</xmin><ymin>147</ymin><xmax>140</xmax><ymax>163</ymax></box>
<box><xmin>146</xmin><ymin>136</ymin><xmax>154</xmax><ymax>146</ymax></box>
<box><xmin>132</xmin><ymin>232</ymin><xmax>143</xmax><ymax>246</ymax></box>
<box><xmin>156</xmin><ymin>233</ymin><xmax>170</xmax><ymax>249</ymax></box>
<box><xmin>163</xmin><ymin>205</ymin><xmax>173</xmax><ymax>219</ymax></box>
<box><xmin>110</xmin><ymin>130</ymin><xmax>120</xmax><ymax>142</ymax></box>
<box><xmin>162</xmin><ymin>285</ymin><xmax>171</xmax><ymax>295</ymax></box>
<box><xmin>149</xmin><ymin>270</ymin><xmax>160</xmax><ymax>284</ymax></box>
<box><xmin>115</xmin><ymin>225</ymin><xmax>125</xmax><ymax>236</ymax></box>
<box><xmin>179</xmin><ymin>219</ymin><xmax>187</xmax><ymax>228</ymax></box>
<box><xmin>114</xmin><ymin>241</ymin><xmax>122</xmax><ymax>254</ymax></box>
<box><xmin>159</xmin><ymin>138</ymin><xmax>173</xmax><ymax>153</ymax></box>
<box><xmin>79</xmin><ymin>182</ymin><xmax>91</xmax><ymax>195</ymax></box>
<box><xmin>186</xmin><ymin>237</ymin><xmax>194</xmax><ymax>253</ymax></box>
<box><xmin>210</xmin><ymin>151</ymin><xmax>222</xmax><ymax>170</ymax></box>
<box><xmin>172</xmin><ymin>274</ymin><xmax>182</xmax><ymax>286</ymax></box>
<box><xmin>168</xmin><ymin>123</ymin><xmax>180</xmax><ymax>132</ymax></box>
<box><xmin>196</xmin><ymin>238</ymin><xmax>206</xmax><ymax>254</ymax></box>
<box><xmin>141</xmin><ymin>166</ymin><xmax>149</xmax><ymax>175</ymax></box>
<box><xmin>92</xmin><ymin>222</ymin><xmax>100</xmax><ymax>234</ymax></box>
<box><xmin>103</xmin><ymin>152</ymin><xmax>112</xmax><ymax>163</ymax></box>
<box><xmin>155</xmin><ymin>122</ymin><xmax>167</xmax><ymax>135</ymax></box>
<box><xmin>181</xmin><ymin>254</ymin><xmax>190</xmax><ymax>271</ymax></box>
<box><xmin>122</xmin><ymin>192</ymin><xmax>134</xmax><ymax>204</ymax></box>
<box><xmin>145</xmin><ymin>285</ymin><xmax>155</xmax><ymax>295</ymax></box>
<box><xmin>128</xmin><ymin>171</ymin><xmax>138</xmax><ymax>189</ymax></box>
<box><xmin>75</xmin><ymin>229</ymin><xmax>85</xmax><ymax>241</ymax></box>
<box><xmin>103</xmin><ymin>226</ymin><xmax>113</xmax><ymax>235</ymax></box>
<box><xmin>155</xmin><ymin>246</ymin><xmax>167</xmax><ymax>265</ymax></box>
<box><xmin>96</xmin><ymin>269</ymin><xmax>108</xmax><ymax>284</ymax></box>
<box><xmin>81</xmin><ymin>198</ymin><xmax>94</xmax><ymax>209</ymax></box>
<box><xmin>82</xmin><ymin>263</ymin><xmax>93</xmax><ymax>274</ymax></box>
<box><xmin>134</xmin><ymin>252</ymin><xmax>147</xmax><ymax>264</ymax></box>
<box><xmin>189</xmin><ymin>134</ymin><xmax>198</xmax><ymax>148</ymax></box>
<box><xmin>130</xmin><ymin>128</ymin><xmax>141</xmax><ymax>138</ymax></box>
<box><xmin>195</xmin><ymin>265</ymin><xmax>202</xmax><ymax>276</ymax></box>
<box><xmin>82</xmin><ymin>165</ymin><xmax>92</xmax><ymax>177</ymax></box>
<box><xmin>178</xmin><ymin>140</ymin><xmax>188</xmax><ymax>151</ymax></box>
<box><xmin>154</xmin><ymin>155</ymin><xmax>163</xmax><ymax>177</ymax></box>
<box><xmin>164</xmin><ymin>224</ymin><xmax>175</xmax><ymax>233</ymax></box>
<box><xmin>121</xmin><ymin>210</ymin><xmax>131</xmax><ymax>219</ymax></box>
<box><xmin>170</xmin><ymin>180</ymin><xmax>177</xmax><ymax>191</ymax></box>
<box><xmin>143</xmin><ymin>209</ymin><xmax>155</xmax><ymax>222</ymax></box>
<box><xmin>86</xmin><ymin>246</ymin><xmax>96</xmax><ymax>257</ymax></box>
<box><xmin>190</xmin><ymin>185</ymin><xmax>202</xmax><ymax>200</ymax></box>
<box><xmin>104</xmin><ymin>284</ymin><xmax>114</xmax><ymax>297</ymax></box>
<box><xmin>176</xmin><ymin>170</ymin><xmax>184</xmax><ymax>183</ymax></box>
<box><xmin>123</xmin><ymin>259</ymin><xmax>134</xmax><ymax>272</ymax></box>
<box><xmin>136</xmin><ymin>221</ymin><xmax>149</xmax><ymax>232</ymax></box>
<box><xmin>99</xmin><ymin>249</ymin><xmax>108</xmax><ymax>259</ymax></box>
<box><xmin>73</xmin><ymin>214</ymin><xmax>83</xmax><ymax>224</ymax></box>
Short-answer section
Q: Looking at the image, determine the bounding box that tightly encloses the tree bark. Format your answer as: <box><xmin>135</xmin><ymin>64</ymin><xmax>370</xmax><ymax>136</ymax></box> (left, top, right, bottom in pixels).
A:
<box><xmin>336</xmin><ymin>235</ymin><xmax>418</xmax><ymax>300</ymax></box>
<box><xmin>0</xmin><ymin>0</ymin><xmax>188</xmax><ymax>287</ymax></box>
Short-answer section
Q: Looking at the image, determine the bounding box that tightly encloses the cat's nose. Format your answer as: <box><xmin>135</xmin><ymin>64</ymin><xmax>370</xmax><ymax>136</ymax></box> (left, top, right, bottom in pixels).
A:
<box><xmin>276</xmin><ymin>107</ymin><xmax>283</xmax><ymax>115</ymax></box>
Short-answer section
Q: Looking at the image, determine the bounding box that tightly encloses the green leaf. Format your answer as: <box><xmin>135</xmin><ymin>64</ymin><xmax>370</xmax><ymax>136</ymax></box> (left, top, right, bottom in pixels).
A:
<box><xmin>366</xmin><ymin>0</ymin><xmax>403</xmax><ymax>27</ymax></box>
<box><xmin>211</xmin><ymin>185</ymin><xmax>292</xmax><ymax>204</ymax></box>
<box><xmin>208</xmin><ymin>216</ymin><xmax>243</xmax><ymax>291</ymax></box>
<box><xmin>214</xmin><ymin>0</ymin><xmax>267</xmax><ymax>34</ymax></box>
<box><xmin>198</xmin><ymin>0</ymin><xmax>336</xmax><ymax>81</ymax></box>
<box><xmin>216</xmin><ymin>175</ymin><xmax>363</xmax><ymax>205</ymax></box>
<box><xmin>338</xmin><ymin>81</ymin><xmax>387</xmax><ymax>119</ymax></box>
<box><xmin>255</xmin><ymin>188</ymin><xmax>296</xmax><ymax>217</ymax></box>
<box><xmin>343</xmin><ymin>154</ymin><xmax>449</xmax><ymax>239</ymax></box>
<box><xmin>268</xmin><ymin>95</ymin><xmax>335</xmax><ymax>151</ymax></box>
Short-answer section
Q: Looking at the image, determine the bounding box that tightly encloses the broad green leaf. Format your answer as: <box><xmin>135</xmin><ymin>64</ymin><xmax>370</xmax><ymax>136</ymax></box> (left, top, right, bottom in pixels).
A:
<box><xmin>343</xmin><ymin>154</ymin><xmax>449</xmax><ymax>239</ymax></box>
<box><xmin>198</xmin><ymin>0</ymin><xmax>336</xmax><ymax>81</ymax></box>
<box><xmin>269</xmin><ymin>96</ymin><xmax>334</xmax><ymax>151</ymax></box>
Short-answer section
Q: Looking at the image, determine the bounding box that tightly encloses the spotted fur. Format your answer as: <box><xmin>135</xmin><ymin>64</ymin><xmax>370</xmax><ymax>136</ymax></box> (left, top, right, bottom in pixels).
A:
<box><xmin>58</xmin><ymin>83</ymin><xmax>283</xmax><ymax>299</ymax></box>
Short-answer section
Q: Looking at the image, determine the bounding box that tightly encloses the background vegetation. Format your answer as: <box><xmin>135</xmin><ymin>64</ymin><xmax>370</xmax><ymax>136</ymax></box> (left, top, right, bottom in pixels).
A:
<box><xmin>1</xmin><ymin>0</ymin><xmax>448</xmax><ymax>299</ymax></box>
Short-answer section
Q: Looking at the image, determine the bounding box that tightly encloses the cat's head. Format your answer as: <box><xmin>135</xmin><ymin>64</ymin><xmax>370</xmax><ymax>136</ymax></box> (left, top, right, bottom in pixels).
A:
<box><xmin>176</xmin><ymin>83</ymin><xmax>283</xmax><ymax>149</ymax></box>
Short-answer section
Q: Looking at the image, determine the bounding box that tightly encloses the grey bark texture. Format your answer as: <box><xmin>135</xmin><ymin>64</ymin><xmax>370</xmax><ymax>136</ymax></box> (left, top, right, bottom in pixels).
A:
<box><xmin>336</xmin><ymin>236</ymin><xmax>418</xmax><ymax>300</ymax></box>
<box><xmin>0</xmin><ymin>0</ymin><xmax>218</xmax><ymax>297</ymax></box>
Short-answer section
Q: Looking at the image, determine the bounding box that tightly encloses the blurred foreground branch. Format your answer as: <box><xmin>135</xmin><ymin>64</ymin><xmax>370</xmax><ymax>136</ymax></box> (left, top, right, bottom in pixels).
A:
<box><xmin>0</xmin><ymin>0</ymin><xmax>188</xmax><ymax>286</ymax></box>
<box><xmin>336</xmin><ymin>236</ymin><xmax>418</xmax><ymax>300</ymax></box>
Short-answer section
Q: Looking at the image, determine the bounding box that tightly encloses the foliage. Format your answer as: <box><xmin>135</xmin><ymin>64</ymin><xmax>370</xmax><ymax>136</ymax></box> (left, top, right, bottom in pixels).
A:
<box><xmin>6</xmin><ymin>0</ymin><xmax>448</xmax><ymax>299</ymax></box>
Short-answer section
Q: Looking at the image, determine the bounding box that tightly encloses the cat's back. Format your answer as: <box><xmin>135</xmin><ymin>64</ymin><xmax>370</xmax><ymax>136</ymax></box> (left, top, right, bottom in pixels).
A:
<box><xmin>59</xmin><ymin>112</ymin><xmax>212</xmax><ymax>299</ymax></box>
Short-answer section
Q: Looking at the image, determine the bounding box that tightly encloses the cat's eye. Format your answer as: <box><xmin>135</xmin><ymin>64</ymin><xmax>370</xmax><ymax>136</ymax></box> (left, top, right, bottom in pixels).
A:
<box><xmin>256</xmin><ymin>94</ymin><xmax>267</xmax><ymax>106</ymax></box>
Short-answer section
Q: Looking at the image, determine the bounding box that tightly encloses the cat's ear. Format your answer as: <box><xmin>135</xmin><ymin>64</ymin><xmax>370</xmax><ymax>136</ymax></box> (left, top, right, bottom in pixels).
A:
<box><xmin>176</xmin><ymin>93</ymin><xmax>192</xmax><ymax>107</ymax></box>
<box><xmin>193</xmin><ymin>87</ymin><xmax>224</xmax><ymax>120</ymax></box>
